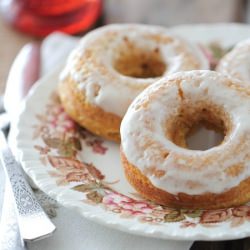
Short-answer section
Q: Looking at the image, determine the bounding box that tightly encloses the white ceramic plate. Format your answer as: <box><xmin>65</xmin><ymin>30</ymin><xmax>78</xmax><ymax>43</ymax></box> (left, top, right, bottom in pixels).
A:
<box><xmin>14</xmin><ymin>23</ymin><xmax>250</xmax><ymax>241</ymax></box>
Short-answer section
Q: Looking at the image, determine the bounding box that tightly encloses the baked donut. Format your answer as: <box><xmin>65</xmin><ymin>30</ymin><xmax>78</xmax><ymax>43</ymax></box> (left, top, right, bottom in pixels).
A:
<box><xmin>58</xmin><ymin>24</ymin><xmax>209</xmax><ymax>142</ymax></box>
<box><xmin>120</xmin><ymin>70</ymin><xmax>250</xmax><ymax>209</ymax></box>
<box><xmin>217</xmin><ymin>39</ymin><xmax>250</xmax><ymax>85</ymax></box>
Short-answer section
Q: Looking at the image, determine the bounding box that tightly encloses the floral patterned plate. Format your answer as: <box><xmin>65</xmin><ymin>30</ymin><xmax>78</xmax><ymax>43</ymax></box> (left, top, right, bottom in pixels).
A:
<box><xmin>14</xmin><ymin>23</ymin><xmax>250</xmax><ymax>241</ymax></box>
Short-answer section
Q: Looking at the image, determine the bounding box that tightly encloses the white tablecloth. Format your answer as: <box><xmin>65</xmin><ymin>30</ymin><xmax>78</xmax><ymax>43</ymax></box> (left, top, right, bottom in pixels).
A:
<box><xmin>0</xmin><ymin>32</ymin><xmax>193</xmax><ymax>250</ymax></box>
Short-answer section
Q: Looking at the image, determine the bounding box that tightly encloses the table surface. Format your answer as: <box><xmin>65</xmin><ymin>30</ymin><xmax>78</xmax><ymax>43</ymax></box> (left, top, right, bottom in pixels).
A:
<box><xmin>0</xmin><ymin>17</ymin><xmax>36</xmax><ymax>94</ymax></box>
<box><xmin>1</xmin><ymin>3</ymin><xmax>250</xmax><ymax>249</ymax></box>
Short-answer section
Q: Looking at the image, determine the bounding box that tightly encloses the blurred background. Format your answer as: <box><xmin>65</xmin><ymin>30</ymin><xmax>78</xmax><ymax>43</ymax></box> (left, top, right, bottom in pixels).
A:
<box><xmin>0</xmin><ymin>0</ymin><xmax>249</xmax><ymax>94</ymax></box>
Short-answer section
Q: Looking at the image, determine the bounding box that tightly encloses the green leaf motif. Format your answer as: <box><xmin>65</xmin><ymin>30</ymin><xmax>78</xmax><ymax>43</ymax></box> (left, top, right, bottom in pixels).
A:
<box><xmin>73</xmin><ymin>183</ymin><xmax>97</xmax><ymax>193</ymax></box>
<box><xmin>43</xmin><ymin>137</ymin><xmax>63</xmax><ymax>148</ymax></box>
<box><xmin>43</xmin><ymin>136</ymin><xmax>81</xmax><ymax>157</ymax></box>
<box><xmin>182</xmin><ymin>209</ymin><xmax>203</xmax><ymax>218</ymax></box>
<box><xmin>209</xmin><ymin>43</ymin><xmax>231</xmax><ymax>60</ymax></box>
<box><xmin>67</xmin><ymin>137</ymin><xmax>82</xmax><ymax>151</ymax></box>
<box><xmin>86</xmin><ymin>191</ymin><xmax>103</xmax><ymax>203</ymax></box>
<box><xmin>58</xmin><ymin>144</ymin><xmax>76</xmax><ymax>158</ymax></box>
<box><xmin>164</xmin><ymin>210</ymin><xmax>185</xmax><ymax>222</ymax></box>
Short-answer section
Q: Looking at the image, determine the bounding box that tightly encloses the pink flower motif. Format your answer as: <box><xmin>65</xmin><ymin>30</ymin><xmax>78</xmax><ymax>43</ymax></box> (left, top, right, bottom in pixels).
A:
<box><xmin>232</xmin><ymin>206</ymin><xmax>250</xmax><ymax>218</ymax></box>
<box><xmin>103</xmin><ymin>192</ymin><xmax>154</xmax><ymax>216</ymax></box>
<box><xmin>52</xmin><ymin>106</ymin><xmax>64</xmax><ymax>116</ymax></box>
<box><xmin>63</xmin><ymin>120</ymin><xmax>75</xmax><ymax>130</ymax></box>
<box><xmin>46</xmin><ymin>105</ymin><xmax>77</xmax><ymax>134</ymax></box>
<box><xmin>200</xmin><ymin>209</ymin><xmax>231</xmax><ymax>224</ymax></box>
<box><xmin>199</xmin><ymin>44</ymin><xmax>218</xmax><ymax>69</ymax></box>
<box><xmin>86</xmin><ymin>139</ymin><xmax>108</xmax><ymax>154</ymax></box>
<box><xmin>181</xmin><ymin>221</ymin><xmax>197</xmax><ymax>228</ymax></box>
<box><xmin>139</xmin><ymin>216</ymin><xmax>164</xmax><ymax>224</ymax></box>
<box><xmin>139</xmin><ymin>216</ymin><xmax>154</xmax><ymax>223</ymax></box>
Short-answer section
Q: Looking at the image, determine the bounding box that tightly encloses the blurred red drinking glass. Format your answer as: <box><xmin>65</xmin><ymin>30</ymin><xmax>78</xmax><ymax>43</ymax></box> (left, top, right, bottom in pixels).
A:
<box><xmin>0</xmin><ymin>0</ymin><xmax>102</xmax><ymax>37</ymax></box>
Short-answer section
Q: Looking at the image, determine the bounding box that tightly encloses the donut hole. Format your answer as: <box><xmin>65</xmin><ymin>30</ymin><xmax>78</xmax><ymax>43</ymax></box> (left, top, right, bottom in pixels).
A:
<box><xmin>166</xmin><ymin>105</ymin><xmax>231</xmax><ymax>151</ymax></box>
<box><xmin>186</xmin><ymin>120</ymin><xmax>224</xmax><ymax>150</ymax></box>
<box><xmin>113</xmin><ymin>39</ymin><xmax>166</xmax><ymax>78</ymax></box>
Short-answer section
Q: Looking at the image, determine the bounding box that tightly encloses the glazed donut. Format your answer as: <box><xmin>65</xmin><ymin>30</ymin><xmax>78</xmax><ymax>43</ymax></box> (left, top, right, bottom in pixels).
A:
<box><xmin>120</xmin><ymin>70</ymin><xmax>250</xmax><ymax>209</ymax></box>
<box><xmin>58</xmin><ymin>24</ymin><xmax>209</xmax><ymax>142</ymax></box>
<box><xmin>217</xmin><ymin>39</ymin><xmax>250</xmax><ymax>85</ymax></box>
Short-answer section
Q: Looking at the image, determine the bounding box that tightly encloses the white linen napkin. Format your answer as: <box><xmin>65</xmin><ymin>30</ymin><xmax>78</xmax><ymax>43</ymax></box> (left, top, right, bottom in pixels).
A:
<box><xmin>0</xmin><ymin>32</ymin><xmax>193</xmax><ymax>250</ymax></box>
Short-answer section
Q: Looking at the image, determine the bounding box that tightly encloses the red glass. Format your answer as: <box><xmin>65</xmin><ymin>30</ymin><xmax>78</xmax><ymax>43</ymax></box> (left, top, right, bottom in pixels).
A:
<box><xmin>0</xmin><ymin>0</ymin><xmax>102</xmax><ymax>37</ymax></box>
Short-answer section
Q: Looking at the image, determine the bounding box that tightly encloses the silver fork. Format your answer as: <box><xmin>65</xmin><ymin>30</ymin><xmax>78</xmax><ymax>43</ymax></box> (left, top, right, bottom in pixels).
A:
<box><xmin>0</xmin><ymin>130</ymin><xmax>56</xmax><ymax>242</ymax></box>
<box><xmin>0</xmin><ymin>43</ymin><xmax>56</xmax><ymax>242</ymax></box>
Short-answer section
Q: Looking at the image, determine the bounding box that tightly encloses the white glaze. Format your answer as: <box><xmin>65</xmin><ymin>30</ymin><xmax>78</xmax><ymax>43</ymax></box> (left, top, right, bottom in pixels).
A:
<box><xmin>217</xmin><ymin>39</ymin><xmax>250</xmax><ymax>85</ymax></box>
<box><xmin>60</xmin><ymin>24</ymin><xmax>209</xmax><ymax>117</ymax></box>
<box><xmin>121</xmin><ymin>70</ymin><xmax>250</xmax><ymax>195</ymax></box>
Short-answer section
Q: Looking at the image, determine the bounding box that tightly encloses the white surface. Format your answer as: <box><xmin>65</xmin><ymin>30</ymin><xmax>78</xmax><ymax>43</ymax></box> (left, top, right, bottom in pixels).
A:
<box><xmin>27</xmin><ymin>207</ymin><xmax>190</xmax><ymax>250</ymax></box>
<box><xmin>12</xmin><ymin>24</ymin><xmax>250</xmax><ymax>243</ymax></box>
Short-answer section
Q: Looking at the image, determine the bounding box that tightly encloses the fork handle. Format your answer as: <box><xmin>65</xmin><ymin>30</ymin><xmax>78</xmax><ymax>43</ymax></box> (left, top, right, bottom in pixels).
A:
<box><xmin>0</xmin><ymin>131</ymin><xmax>56</xmax><ymax>242</ymax></box>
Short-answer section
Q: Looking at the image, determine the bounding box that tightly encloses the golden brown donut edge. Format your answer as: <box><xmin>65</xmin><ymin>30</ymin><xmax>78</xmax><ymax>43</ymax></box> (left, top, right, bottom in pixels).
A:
<box><xmin>58</xmin><ymin>75</ymin><xmax>121</xmax><ymax>142</ymax></box>
<box><xmin>120</xmin><ymin>148</ymin><xmax>250</xmax><ymax>210</ymax></box>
